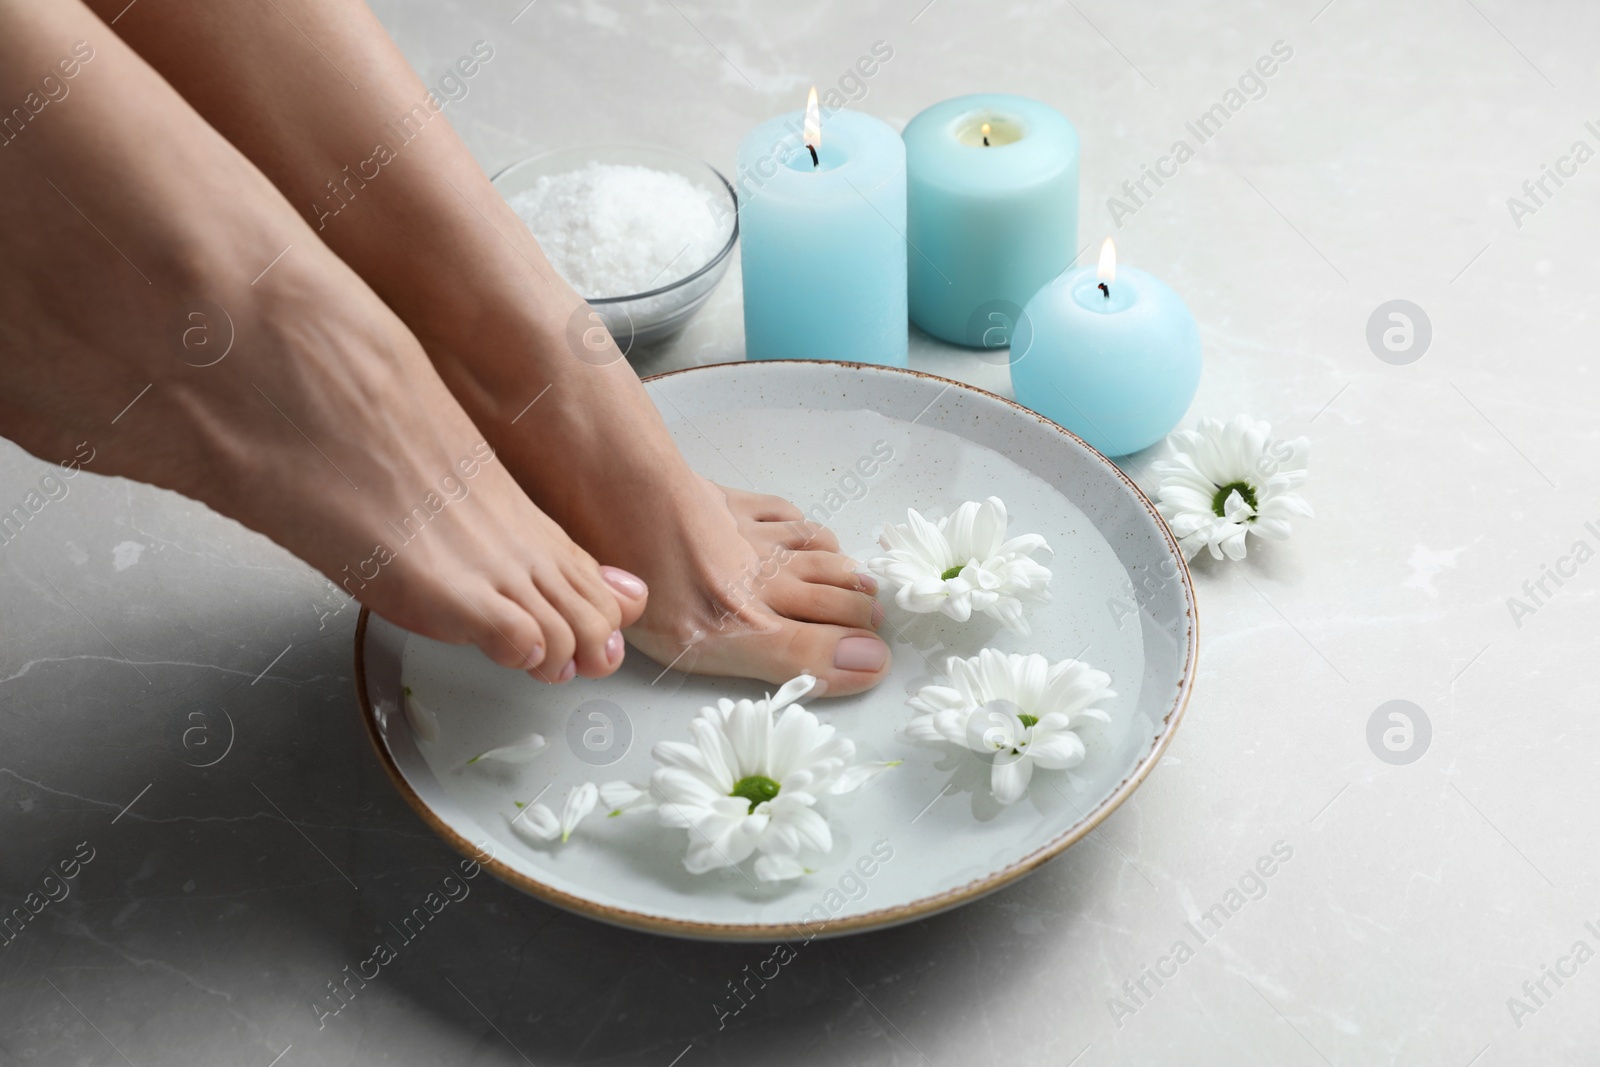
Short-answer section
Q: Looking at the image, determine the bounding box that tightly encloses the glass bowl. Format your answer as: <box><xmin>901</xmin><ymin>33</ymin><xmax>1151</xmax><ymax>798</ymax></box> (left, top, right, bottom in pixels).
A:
<box><xmin>491</xmin><ymin>143</ymin><xmax>738</xmax><ymax>350</ymax></box>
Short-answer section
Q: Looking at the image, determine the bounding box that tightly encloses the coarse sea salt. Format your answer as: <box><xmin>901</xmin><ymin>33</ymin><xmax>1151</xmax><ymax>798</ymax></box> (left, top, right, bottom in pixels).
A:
<box><xmin>507</xmin><ymin>162</ymin><xmax>724</xmax><ymax>299</ymax></box>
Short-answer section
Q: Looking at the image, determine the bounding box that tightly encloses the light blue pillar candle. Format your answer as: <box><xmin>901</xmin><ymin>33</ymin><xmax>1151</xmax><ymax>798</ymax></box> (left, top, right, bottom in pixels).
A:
<box><xmin>903</xmin><ymin>94</ymin><xmax>1079</xmax><ymax>349</ymax></box>
<box><xmin>736</xmin><ymin>104</ymin><xmax>907</xmax><ymax>365</ymax></box>
<box><xmin>1010</xmin><ymin>243</ymin><xmax>1201</xmax><ymax>458</ymax></box>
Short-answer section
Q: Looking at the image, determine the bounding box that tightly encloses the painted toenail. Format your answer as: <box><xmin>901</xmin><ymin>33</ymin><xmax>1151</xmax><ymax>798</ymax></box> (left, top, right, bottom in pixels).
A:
<box><xmin>605</xmin><ymin>630</ymin><xmax>624</xmax><ymax>664</ymax></box>
<box><xmin>870</xmin><ymin>601</ymin><xmax>884</xmax><ymax>628</ymax></box>
<box><xmin>601</xmin><ymin>566</ymin><xmax>648</xmax><ymax>598</ymax></box>
<box><xmin>834</xmin><ymin>636</ymin><xmax>887</xmax><ymax>672</ymax></box>
<box><xmin>556</xmin><ymin>658</ymin><xmax>577</xmax><ymax>683</ymax></box>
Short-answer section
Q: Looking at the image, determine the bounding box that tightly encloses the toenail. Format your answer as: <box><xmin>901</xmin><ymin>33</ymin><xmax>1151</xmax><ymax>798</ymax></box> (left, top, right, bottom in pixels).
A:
<box><xmin>857</xmin><ymin>573</ymin><xmax>879</xmax><ymax>594</ymax></box>
<box><xmin>834</xmin><ymin>636</ymin><xmax>888</xmax><ymax>672</ymax></box>
<box><xmin>605</xmin><ymin>630</ymin><xmax>624</xmax><ymax>664</ymax></box>
<box><xmin>556</xmin><ymin>658</ymin><xmax>577</xmax><ymax>683</ymax></box>
<box><xmin>521</xmin><ymin>646</ymin><xmax>545</xmax><ymax>670</ymax></box>
<box><xmin>601</xmin><ymin>566</ymin><xmax>648</xmax><ymax>598</ymax></box>
<box><xmin>870</xmin><ymin>601</ymin><xmax>884</xmax><ymax>628</ymax></box>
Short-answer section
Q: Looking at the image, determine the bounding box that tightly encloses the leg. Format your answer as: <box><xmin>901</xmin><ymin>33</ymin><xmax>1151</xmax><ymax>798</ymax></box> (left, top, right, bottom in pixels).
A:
<box><xmin>95</xmin><ymin>0</ymin><xmax>893</xmax><ymax>694</ymax></box>
<box><xmin>0</xmin><ymin>0</ymin><xmax>643</xmax><ymax>681</ymax></box>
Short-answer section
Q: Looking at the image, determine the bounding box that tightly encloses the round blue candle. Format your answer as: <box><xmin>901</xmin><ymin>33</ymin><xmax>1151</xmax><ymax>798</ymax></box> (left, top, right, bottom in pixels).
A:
<box><xmin>1010</xmin><ymin>243</ymin><xmax>1201</xmax><ymax>458</ymax></box>
<box><xmin>902</xmin><ymin>94</ymin><xmax>1079</xmax><ymax>349</ymax></box>
<box><xmin>736</xmin><ymin>102</ymin><xmax>907</xmax><ymax>365</ymax></box>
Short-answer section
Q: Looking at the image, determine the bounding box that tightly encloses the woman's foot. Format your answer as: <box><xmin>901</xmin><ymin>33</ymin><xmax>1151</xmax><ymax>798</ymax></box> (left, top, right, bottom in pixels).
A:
<box><xmin>85</xmin><ymin>0</ymin><xmax>891</xmax><ymax>694</ymax></box>
<box><xmin>588</xmin><ymin>478</ymin><xmax>891</xmax><ymax>697</ymax></box>
<box><xmin>422</xmin><ymin>309</ymin><xmax>894</xmax><ymax>697</ymax></box>
<box><xmin>0</xmin><ymin>10</ymin><xmax>642</xmax><ymax>681</ymax></box>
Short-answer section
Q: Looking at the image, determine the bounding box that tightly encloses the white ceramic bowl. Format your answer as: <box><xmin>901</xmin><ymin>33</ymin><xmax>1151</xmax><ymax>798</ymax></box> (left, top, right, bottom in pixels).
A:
<box><xmin>355</xmin><ymin>361</ymin><xmax>1197</xmax><ymax>940</ymax></box>
<box><xmin>491</xmin><ymin>143</ymin><xmax>738</xmax><ymax>349</ymax></box>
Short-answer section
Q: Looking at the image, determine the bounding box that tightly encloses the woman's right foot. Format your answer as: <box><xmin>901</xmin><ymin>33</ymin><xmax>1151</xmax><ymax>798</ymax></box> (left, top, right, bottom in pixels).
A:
<box><xmin>0</xmin><ymin>7</ymin><xmax>641</xmax><ymax>680</ymax></box>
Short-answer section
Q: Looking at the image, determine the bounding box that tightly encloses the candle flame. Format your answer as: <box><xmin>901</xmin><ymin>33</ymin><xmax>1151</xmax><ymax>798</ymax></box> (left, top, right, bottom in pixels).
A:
<box><xmin>1097</xmin><ymin>238</ymin><xmax>1117</xmax><ymax>285</ymax></box>
<box><xmin>803</xmin><ymin>86</ymin><xmax>821</xmax><ymax>151</ymax></box>
<box><xmin>981</xmin><ymin>121</ymin><xmax>991</xmax><ymax>137</ymax></box>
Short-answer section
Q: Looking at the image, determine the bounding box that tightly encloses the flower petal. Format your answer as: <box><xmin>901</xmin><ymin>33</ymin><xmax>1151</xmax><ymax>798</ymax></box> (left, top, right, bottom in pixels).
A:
<box><xmin>653</xmin><ymin>766</ymin><xmax>727</xmax><ymax>809</ymax></box>
<box><xmin>989</xmin><ymin>597</ymin><xmax>1030</xmax><ymax>636</ymax></box>
<box><xmin>991</xmin><ymin>755</ymin><xmax>1034</xmax><ymax>805</ymax></box>
<box><xmin>828</xmin><ymin>760</ymin><xmax>900</xmax><ymax>794</ymax></box>
<box><xmin>651</xmin><ymin>738</ymin><xmax>704</xmax><ymax>772</ymax></box>
<box><xmin>559</xmin><ymin>783</ymin><xmax>598</xmax><ymax>841</ymax></box>
<box><xmin>404</xmin><ymin>690</ymin><xmax>439</xmax><ymax>745</ymax></box>
<box><xmin>904</xmin><ymin>507</ymin><xmax>955</xmax><ymax>570</ymax></box>
<box><xmin>774</xmin><ymin>801</ymin><xmax>834</xmax><ymax>854</ymax></box>
<box><xmin>769</xmin><ymin>703</ymin><xmax>826</xmax><ymax>780</ymax></box>
<box><xmin>687</xmin><ymin>717</ymin><xmax>740</xmax><ymax>792</ymax></box>
<box><xmin>509</xmin><ymin>802</ymin><xmax>559</xmax><ymax>843</ymax></box>
<box><xmin>467</xmin><ymin>733</ymin><xmax>547</xmax><ymax>765</ymax></box>
<box><xmin>600</xmin><ymin>780</ymin><xmax>656</xmax><ymax>816</ymax></box>
<box><xmin>907</xmin><ymin>683</ymin><xmax>966</xmax><ymax>717</ymax></box>
<box><xmin>768</xmin><ymin>674</ymin><xmax>818</xmax><ymax>713</ymax></box>
<box><xmin>753</xmin><ymin>853</ymin><xmax>809</xmax><ymax>881</ymax></box>
<box><xmin>724</xmin><ymin>698</ymin><xmax>770</xmax><ymax>780</ymax></box>
<box><xmin>684</xmin><ymin>805</ymin><xmax>765</xmax><ymax>872</ymax></box>
<box><xmin>1025</xmin><ymin>730</ymin><xmax>1087</xmax><ymax>769</ymax></box>
<box><xmin>1223</xmin><ymin>488</ymin><xmax>1255</xmax><ymax>523</ymax></box>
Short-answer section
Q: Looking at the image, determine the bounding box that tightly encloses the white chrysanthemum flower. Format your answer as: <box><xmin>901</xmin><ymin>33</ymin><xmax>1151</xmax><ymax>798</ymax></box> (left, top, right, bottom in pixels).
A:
<box><xmin>1150</xmin><ymin>415</ymin><xmax>1313</xmax><ymax>562</ymax></box>
<box><xmin>906</xmin><ymin>649</ymin><xmax>1114</xmax><ymax>806</ymax></box>
<box><xmin>865</xmin><ymin>497</ymin><xmax>1052</xmax><ymax>635</ymax></box>
<box><xmin>645</xmin><ymin>674</ymin><xmax>895</xmax><ymax>882</ymax></box>
<box><xmin>509</xmin><ymin>782</ymin><xmax>597</xmax><ymax>845</ymax></box>
<box><xmin>468</xmin><ymin>733</ymin><xmax>546</xmax><ymax>765</ymax></box>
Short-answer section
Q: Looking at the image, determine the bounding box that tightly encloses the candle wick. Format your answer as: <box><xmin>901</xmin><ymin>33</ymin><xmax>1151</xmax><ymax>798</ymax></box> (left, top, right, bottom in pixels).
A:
<box><xmin>1098</xmin><ymin>282</ymin><xmax>1110</xmax><ymax>298</ymax></box>
<box><xmin>982</xmin><ymin>135</ymin><xmax>990</xmax><ymax>146</ymax></box>
<box><xmin>806</xmin><ymin>143</ymin><xmax>819</xmax><ymax>167</ymax></box>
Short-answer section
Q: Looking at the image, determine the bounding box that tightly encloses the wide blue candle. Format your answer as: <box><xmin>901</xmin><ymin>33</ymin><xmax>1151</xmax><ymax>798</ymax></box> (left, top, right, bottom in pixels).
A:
<box><xmin>1010</xmin><ymin>241</ymin><xmax>1201</xmax><ymax>458</ymax></box>
<box><xmin>903</xmin><ymin>94</ymin><xmax>1078</xmax><ymax>349</ymax></box>
<box><xmin>736</xmin><ymin>97</ymin><xmax>907</xmax><ymax>365</ymax></box>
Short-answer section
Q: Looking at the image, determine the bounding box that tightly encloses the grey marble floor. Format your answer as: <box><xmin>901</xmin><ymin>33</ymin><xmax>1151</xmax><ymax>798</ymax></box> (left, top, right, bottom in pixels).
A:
<box><xmin>4</xmin><ymin>0</ymin><xmax>1599</xmax><ymax>1064</ymax></box>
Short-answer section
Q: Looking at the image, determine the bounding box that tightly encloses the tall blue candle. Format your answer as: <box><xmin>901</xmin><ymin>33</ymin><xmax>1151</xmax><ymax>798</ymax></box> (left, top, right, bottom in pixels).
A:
<box><xmin>902</xmin><ymin>94</ymin><xmax>1078</xmax><ymax>350</ymax></box>
<box><xmin>736</xmin><ymin>92</ymin><xmax>907</xmax><ymax>365</ymax></box>
<box><xmin>1010</xmin><ymin>240</ymin><xmax>1202</xmax><ymax>458</ymax></box>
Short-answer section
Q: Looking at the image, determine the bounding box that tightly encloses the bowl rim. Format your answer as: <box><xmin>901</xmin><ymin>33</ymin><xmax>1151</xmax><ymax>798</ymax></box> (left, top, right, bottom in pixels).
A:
<box><xmin>353</xmin><ymin>360</ymin><xmax>1199</xmax><ymax>941</ymax></box>
<box><xmin>489</xmin><ymin>141</ymin><xmax>740</xmax><ymax>305</ymax></box>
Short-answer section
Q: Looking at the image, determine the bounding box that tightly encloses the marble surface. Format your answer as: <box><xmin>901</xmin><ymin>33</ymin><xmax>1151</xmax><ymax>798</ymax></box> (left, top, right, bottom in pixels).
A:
<box><xmin>2</xmin><ymin>1</ymin><xmax>1596</xmax><ymax>1064</ymax></box>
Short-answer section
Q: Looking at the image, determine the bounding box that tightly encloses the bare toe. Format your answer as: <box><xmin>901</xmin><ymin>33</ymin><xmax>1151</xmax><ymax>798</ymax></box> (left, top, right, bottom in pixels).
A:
<box><xmin>784</xmin><ymin>520</ymin><xmax>840</xmax><ymax>553</ymax></box>
<box><xmin>787</xmin><ymin>551</ymin><xmax>877</xmax><ymax>594</ymax></box>
<box><xmin>538</xmin><ymin>568</ymin><xmax>624</xmax><ymax>681</ymax></box>
<box><xmin>491</xmin><ymin>579</ymin><xmax>571</xmax><ymax>681</ymax></box>
<box><xmin>679</xmin><ymin>620</ymin><xmax>890</xmax><ymax>697</ymax></box>
<box><xmin>748</xmin><ymin>515</ymin><xmax>839</xmax><ymax>553</ymax></box>
<box><xmin>555</xmin><ymin>549</ymin><xmax>625</xmax><ymax>631</ymax></box>
<box><xmin>767</xmin><ymin>577</ymin><xmax>879</xmax><ymax>631</ymax></box>
<box><xmin>462</xmin><ymin>589</ymin><xmax>549</xmax><ymax>672</ymax></box>
<box><xmin>718</xmin><ymin>487</ymin><xmax>839</xmax><ymax>553</ymax></box>
<box><xmin>600</xmin><ymin>566</ymin><xmax>650</xmax><ymax>627</ymax></box>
